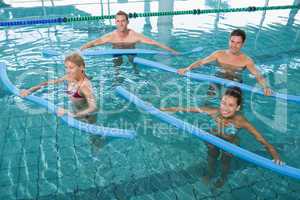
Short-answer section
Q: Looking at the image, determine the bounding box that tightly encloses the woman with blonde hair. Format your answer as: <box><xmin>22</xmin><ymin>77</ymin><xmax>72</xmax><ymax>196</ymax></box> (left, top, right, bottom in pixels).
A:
<box><xmin>21</xmin><ymin>53</ymin><xmax>97</xmax><ymax>122</ymax></box>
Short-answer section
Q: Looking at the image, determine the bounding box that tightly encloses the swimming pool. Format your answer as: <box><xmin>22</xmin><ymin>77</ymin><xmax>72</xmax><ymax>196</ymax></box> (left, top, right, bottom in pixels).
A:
<box><xmin>1</xmin><ymin>0</ymin><xmax>300</xmax><ymax>199</ymax></box>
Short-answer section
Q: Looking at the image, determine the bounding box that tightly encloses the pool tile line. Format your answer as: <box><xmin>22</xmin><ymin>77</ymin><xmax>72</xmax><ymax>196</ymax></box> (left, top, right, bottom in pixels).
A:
<box><xmin>0</xmin><ymin>129</ymin><xmax>8</xmax><ymax>170</ymax></box>
<box><xmin>15</xmin><ymin>128</ymin><xmax>28</xmax><ymax>199</ymax></box>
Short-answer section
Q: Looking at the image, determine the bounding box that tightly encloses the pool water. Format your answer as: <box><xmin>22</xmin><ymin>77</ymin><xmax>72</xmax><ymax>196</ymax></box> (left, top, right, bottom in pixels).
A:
<box><xmin>1</xmin><ymin>0</ymin><xmax>300</xmax><ymax>199</ymax></box>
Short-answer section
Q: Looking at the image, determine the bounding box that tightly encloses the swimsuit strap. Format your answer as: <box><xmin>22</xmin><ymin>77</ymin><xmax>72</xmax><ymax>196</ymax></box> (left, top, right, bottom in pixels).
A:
<box><xmin>73</xmin><ymin>76</ymin><xmax>86</xmax><ymax>98</ymax></box>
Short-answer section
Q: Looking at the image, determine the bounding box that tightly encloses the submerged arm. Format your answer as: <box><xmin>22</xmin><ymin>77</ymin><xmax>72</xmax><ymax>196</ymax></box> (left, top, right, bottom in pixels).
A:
<box><xmin>160</xmin><ymin>107</ymin><xmax>217</xmax><ymax>115</ymax></box>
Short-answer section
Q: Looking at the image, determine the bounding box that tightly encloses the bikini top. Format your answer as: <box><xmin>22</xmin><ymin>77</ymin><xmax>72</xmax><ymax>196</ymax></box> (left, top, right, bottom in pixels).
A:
<box><xmin>67</xmin><ymin>89</ymin><xmax>84</xmax><ymax>98</ymax></box>
<box><xmin>65</xmin><ymin>78</ymin><xmax>85</xmax><ymax>99</ymax></box>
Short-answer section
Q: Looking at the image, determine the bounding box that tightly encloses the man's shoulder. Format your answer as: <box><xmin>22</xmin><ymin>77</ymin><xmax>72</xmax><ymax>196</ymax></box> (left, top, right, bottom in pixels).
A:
<box><xmin>215</xmin><ymin>49</ymin><xmax>226</xmax><ymax>54</ymax></box>
<box><xmin>212</xmin><ymin>50</ymin><xmax>226</xmax><ymax>57</ymax></box>
<box><xmin>128</xmin><ymin>29</ymin><xmax>139</xmax><ymax>35</ymax></box>
<box><xmin>110</xmin><ymin>30</ymin><xmax>118</xmax><ymax>36</ymax></box>
<box><xmin>100</xmin><ymin>31</ymin><xmax>114</xmax><ymax>38</ymax></box>
<box><xmin>233</xmin><ymin>114</ymin><xmax>247</xmax><ymax>127</ymax></box>
<box><xmin>242</xmin><ymin>54</ymin><xmax>254</xmax><ymax>64</ymax></box>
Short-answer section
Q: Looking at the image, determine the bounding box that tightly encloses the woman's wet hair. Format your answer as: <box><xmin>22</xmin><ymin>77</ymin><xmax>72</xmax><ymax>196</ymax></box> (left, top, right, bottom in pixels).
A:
<box><xmin>64</xmin><ymin>53</ymin><xmax>85</xmax><ymax>68</ymax></box>
<box><xmin>224</xmin><ymin>87</ymin><xmax>242</xmax><ymax>106</ymax></box>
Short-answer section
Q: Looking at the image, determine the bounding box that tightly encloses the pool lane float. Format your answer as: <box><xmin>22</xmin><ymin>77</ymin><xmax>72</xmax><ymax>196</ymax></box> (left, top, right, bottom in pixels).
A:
<box><xmin>116</xmin><ymin>86</ymin><xmax>300</xmax><ymax>180</ymax></box>
<box><xmin>0</xmin><ymin>63</ymin><xmax>135</xmax><ymax>139</ymax></box>
<box><xmin>133</xmin><ymin>57</ymin><xmax>300</xmax><ymax>104</ymax></box>
<box><xmin>42</xmin><ymin>47</ymin><xmax>203</xmax><ymax>57</ymax></box>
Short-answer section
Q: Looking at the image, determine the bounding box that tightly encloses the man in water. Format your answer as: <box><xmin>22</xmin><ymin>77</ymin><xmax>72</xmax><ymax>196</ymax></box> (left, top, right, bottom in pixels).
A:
<box><xmin>81</xmin><ymin>10</ymin><xmax>178</xmax><ymax>84</ymax></box>
<box><xmin>80</xmin><ymin>10</ymin><xmax>179</xmax><ymax>65</ymax></box>
<box><xmin>177</xmin><ymin>29</ymin><xmax>271</xmax><ymax>96</ymax></box>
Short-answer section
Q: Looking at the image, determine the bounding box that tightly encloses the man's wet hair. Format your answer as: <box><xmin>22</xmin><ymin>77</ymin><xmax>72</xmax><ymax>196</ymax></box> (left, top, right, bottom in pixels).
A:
<box><xmin>230</xmin><ymin>29</ymin><xmax>246</xmax><ymax>43</ymax></box>
<box><xmin>116</xmin><ymin>10</ymin><xmax>129</xmax><ymax>21</ymax></box>
<box><xmin>224</xmin><ymin>86</ymin><xmax>242</xmax><ymax>106</ymax></box>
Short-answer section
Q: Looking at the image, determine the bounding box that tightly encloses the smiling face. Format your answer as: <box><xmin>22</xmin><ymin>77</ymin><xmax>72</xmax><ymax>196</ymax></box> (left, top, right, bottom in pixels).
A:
<box><xmin>220</xmin><ymin>95</ymin><xmax>240</xmax><ymax>118</ymax></box>
<box><xmin>115</xmin><ymin>14</ymin><xmax>129</xmax><ymax>32</ymax></box>
<box><xmin>228</xmin><ymin>35</ymin><xmax>244</xmax><ymax>54</ymax></box>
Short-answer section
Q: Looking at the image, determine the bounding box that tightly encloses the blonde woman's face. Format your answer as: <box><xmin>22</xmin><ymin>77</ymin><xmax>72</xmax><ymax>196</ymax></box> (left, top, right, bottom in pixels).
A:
<box><xmin>65</xmin><ymin>61</ymin><xmax>82</xmax><ymax>78</ymax></box>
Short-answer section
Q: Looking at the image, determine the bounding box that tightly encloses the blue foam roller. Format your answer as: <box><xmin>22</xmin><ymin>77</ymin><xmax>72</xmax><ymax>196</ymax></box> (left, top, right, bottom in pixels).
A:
<box><xmin>116</xmin><ymin>86</ymin><xmax>300</xmax><ymax>180</ymax></box>
<box><xmin>0</xmin><ymin>63</ymin><xmax>135</xmax><ymax>139</ymax></box>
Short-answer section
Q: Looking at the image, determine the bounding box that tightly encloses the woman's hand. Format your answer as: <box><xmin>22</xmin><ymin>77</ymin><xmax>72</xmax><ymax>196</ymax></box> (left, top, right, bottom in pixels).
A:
<box><xmin>263</xmin><ymin>87</ymin><xmax>272</xmax><ymax>96</ymax></box>
<box><xmin>160</xmin><ymin>107</ymin><xmax>176</xmax><ymax>112</ymax></box>
<box><xmin>20</xmin><ymin>90</ymin><xmax>31</xmax><ymax>97</ymax></box>
<box><xmin>272</xmin><ymin>152</ymin><xmax>284</xmax><ymax>165</ymax></box>
<box><xmin>177</xmin><ymin>67</ymin><xmax>189</xmax><ymax>75</ymax></box>
<box><xmin>57</xmin><ymin>108</ymin><xmax>74</xmax><ymax>117</ymax></box>
<box><xmin>272</xmin><ymin>158</ymin><xmax>285</xmax><ymax>165</ymax></box>
<box><xmin>57</xmin><ymin>108</ymin><xmax>66</xmax><ymax>116</ymax></box>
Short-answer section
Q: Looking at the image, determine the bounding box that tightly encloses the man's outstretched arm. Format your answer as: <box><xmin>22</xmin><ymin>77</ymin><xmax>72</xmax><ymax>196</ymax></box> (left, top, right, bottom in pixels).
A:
<box><xmin>80</xmin><ymin>33</ymin><xmax>112</xmax><ymax>51</ymax></box>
